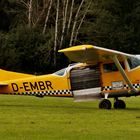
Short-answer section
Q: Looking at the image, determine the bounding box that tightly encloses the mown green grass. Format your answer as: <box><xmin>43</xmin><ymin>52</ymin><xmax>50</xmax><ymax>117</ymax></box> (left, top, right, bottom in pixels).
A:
<box><xmin>0</xmin><ymin>95</ymin><xmax>140</xmax><ymax>140</ymax></box>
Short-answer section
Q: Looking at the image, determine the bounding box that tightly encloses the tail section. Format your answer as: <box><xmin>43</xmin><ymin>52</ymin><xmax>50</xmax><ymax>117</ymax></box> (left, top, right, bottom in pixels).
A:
<box><xmin>0</xmin><ymin>69</ymin><xmax>33</xmax><ymax>82</ymax></box>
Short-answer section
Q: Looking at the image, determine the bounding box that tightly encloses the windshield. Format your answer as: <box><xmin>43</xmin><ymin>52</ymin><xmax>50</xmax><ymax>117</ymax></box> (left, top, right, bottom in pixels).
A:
<box><xmin>53</xmin><ymin>68</ymin><xmax>66</xmax><ymax>76</ymax></box>
<box><xmin>127</xmin><ymin>56</ymin><xmax>140</xmax><ymax>69</ymax></box>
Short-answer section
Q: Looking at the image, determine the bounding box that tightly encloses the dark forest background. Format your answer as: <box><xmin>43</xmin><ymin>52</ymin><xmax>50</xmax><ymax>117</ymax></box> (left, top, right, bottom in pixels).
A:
<box><xmin>0</xmin><ymin>0</ymin><xmax>140</xmax><ymax>74</ymax></box>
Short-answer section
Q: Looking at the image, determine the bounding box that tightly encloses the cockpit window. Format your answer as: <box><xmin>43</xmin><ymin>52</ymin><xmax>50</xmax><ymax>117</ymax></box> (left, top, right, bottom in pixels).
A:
<box><xmin>53</xmin><ymin>68</ymin><xmax>66</xmax><ymax>76</ymax></box>
<box><xmin>127</xmin><ymin>56</ymin><xmax>140</xmax><ymax>69</ymax></box>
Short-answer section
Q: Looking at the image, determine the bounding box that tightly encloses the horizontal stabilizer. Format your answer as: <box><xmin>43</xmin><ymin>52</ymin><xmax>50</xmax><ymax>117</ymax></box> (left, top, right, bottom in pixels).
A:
<box><xmin>0</xmin><ymin>83</ymin><xmax>8</xmax><ymax>86</ymax></box>
<box><xmin>0</xmin><ymin>69</ymin><xmax>33</xmax><ymax>82</ymax></box>
<box><xmin>73</xmin><ymin>87</ymin><xmax>101</xmax><ymax>102</ymax></box>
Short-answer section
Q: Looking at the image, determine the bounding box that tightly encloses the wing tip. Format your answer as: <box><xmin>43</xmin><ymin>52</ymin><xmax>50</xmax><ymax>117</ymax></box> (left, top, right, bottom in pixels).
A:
<box><xmin>58</xmin><ymin>45</ymin><xmax>94</xmax><ymax>53</ymax></box>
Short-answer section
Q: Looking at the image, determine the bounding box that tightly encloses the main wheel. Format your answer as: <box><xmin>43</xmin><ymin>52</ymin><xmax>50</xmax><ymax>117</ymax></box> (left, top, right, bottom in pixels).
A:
<box><xmin>114</xmin><ymin>100</ymin><xmax>126</xmax><ymax>109</ymax></box>
<box><xmin>99</xmin><ymin>99</ymin><xmax>112</xmax><ymax>109</ymax></box>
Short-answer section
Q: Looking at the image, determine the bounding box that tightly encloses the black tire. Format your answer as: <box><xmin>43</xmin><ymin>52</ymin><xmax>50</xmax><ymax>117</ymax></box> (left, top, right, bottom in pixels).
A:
<box><xmin>99</xmin><ymin>99</ymin><xmax>112</xmax><ymax>109</ymax></box>
<box><xmin>114</xmin><ymin>100</ymin><xmax>126</xmax><ymax>109</ymax></box>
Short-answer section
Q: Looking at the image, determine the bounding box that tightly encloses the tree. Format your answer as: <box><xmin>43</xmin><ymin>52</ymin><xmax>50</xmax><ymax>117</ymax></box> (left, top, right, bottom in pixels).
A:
<box><xmin>0</xmin><ymin>26</ymin><xmax>55</xmax><ymax>74</ymax></box>
<box><xmin>0</xmin><ymin>0</ymin><xmax>11</xmax><ymax>31</ymax></box>
<box><xmin>82</xmin><ymin>0</ymin><xmax>140</xmax><ymax>53</ymax></box>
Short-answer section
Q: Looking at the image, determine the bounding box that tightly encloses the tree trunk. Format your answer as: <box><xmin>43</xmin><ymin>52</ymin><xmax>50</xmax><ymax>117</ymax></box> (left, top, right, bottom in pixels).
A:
<box><xmin>74</xmin><ymin>0</ymin><xmax>92</xmax><ymax>44</ymax></box>
<box><xmin>54</xmin><ymin>0</ymin><xmax>59</xmax><ymax>65</ymax></box>
<box><xmin>60</xmin><ymin>0</ymin><xmax>69</xmax><ymax>48</ymax></box>
<box><xmin>28</xmin><ymin>0</ymin><xmax>32</xmax><ymax>28</ymax></box>
<box><xmin>67</xmin><ymin>0</ymin><xmax>74</xmax><ymax>33</ymax></box>
<box><xmin>43</xmin><ymin>0</ymin><xmax>53</xmax><ymax>34</ymax></box>
<box><xmin>69</xmin><ymin>0</ymin><xmax>85</xmax><ymax>46</ymax></box>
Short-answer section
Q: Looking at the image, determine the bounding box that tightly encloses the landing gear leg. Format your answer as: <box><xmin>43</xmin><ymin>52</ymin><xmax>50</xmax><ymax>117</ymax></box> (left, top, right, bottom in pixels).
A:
<box><xmin>114</xmin><ymin>98</ymin><xmax>126</xmax><ymax>109</ymax></box>
<box><xmin>99</xmin><ymin>99</ymin><xmax>112</xmax><ymax>109</ymax></box>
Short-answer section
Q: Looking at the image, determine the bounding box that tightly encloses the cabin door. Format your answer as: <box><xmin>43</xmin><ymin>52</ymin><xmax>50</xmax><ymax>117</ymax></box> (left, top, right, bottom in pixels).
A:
<box><xmin>70</xmin><ymin>65</ymin><xmax>102</xmax><ymax>101</ymax></box>
<box><xmin>70</xmin><ymin>65</ymin><xmax>101</xmax><ymax>90</ymax></box>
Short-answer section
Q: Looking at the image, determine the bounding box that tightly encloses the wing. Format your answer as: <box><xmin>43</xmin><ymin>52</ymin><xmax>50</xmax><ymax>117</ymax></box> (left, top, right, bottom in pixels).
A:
<box><xmin>58</xmin><ymin>45</ymin><xmax>135</xmax><ymax>63</ymax></box>
<box><xmin>59</xmin><ymin>44</ymin><xmax>138</xmax><ymax>93</ymax></box>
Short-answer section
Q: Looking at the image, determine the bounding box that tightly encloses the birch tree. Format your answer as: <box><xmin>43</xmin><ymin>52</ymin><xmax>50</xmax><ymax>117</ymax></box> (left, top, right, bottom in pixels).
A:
<box><xmin>28</xmin><ymin>0</ymin><xmax>32</xmax><ymax>27</ymax></box>
<box><xmin>69</xmin><ymin>0</ymin><xmax>85</xmax><ymax>46</ymax></box>
<box><xmin>67</xmin><ymin>0</ymin><xmax>74</xmax><ymax>33</ymax></box>
<box><xmin>20</xmin><ymin>0</ymin><xmax>33</xmax><ymax>27</ymax></box>
<box><xmin>32</xmin><ymin>0</ymin><xmax>51</xmax><ymax>27</ymax></box>
<box><xmin>43</xmin><ymin>0</ymin><xmax>53</xmax><ymax>34</ymax></box>
<box><xmin>59</xmin><ymin>0</ymin><xmax>69</xmax><ymax>48</ymax></box>
<box><xmin>73</xmin><ymin>0</ymin><xmax>92</xmax><ymax>44</ymax></box>
<box><xmin>54</xmin><ymin>0</ymin><xmax>59</xmax><ymax>65</ymax></box>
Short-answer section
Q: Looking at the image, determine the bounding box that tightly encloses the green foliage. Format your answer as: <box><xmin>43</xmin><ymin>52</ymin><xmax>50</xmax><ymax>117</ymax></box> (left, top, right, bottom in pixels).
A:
<box><xmin>0</xmin><ymin>26</ymin><xmax>55</xmax><ymax>74</ymax></box>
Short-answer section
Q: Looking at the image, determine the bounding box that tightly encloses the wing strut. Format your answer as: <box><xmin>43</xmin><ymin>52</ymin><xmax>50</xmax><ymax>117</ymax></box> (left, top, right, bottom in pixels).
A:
<box><xmin>112</xmin><ymin>55</ymin><xmax>138</xmax><ymax>93</ymax></box>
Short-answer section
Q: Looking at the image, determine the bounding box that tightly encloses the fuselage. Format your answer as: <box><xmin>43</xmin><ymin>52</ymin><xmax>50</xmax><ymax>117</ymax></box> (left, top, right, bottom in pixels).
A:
<box><xmin>1</xmin><ymin>56</ymin><xmax>140</xmax><ymax>98</ymax></box>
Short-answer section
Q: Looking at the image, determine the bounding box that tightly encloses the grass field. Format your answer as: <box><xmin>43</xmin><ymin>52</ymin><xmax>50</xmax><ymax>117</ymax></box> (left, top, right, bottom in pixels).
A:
<box><xmin>0</xmin><ymin>95</ymin><xmax>140</xmax><ymax>140</ymax></box>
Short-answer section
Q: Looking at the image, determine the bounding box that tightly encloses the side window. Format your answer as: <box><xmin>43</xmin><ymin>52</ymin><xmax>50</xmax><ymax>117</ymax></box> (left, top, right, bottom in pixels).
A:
<box><xmin>53</xmin><ymin>68</ymin><xmax>66</xmax><ymax>76</ymax></box>
<box><xmin>103</xmin><ymin>62</ymin><xmax>125</xmax><ymax>72</ymax></box>
<box><xmin>127</xmin><ymin>57</ymin><xmax>140</xmax><ymax>69</ymax></box>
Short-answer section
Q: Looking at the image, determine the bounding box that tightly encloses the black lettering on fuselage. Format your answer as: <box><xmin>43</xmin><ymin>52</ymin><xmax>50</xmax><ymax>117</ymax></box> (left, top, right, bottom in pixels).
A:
<box><xmin>45</xmin><ymin>81</ymin><xmax>53</xmax><ymax>90</ymax></box>
<box><xmin>38</xmin><ymin>81</ymin><xmax>46</xmax><ymax>90</ymax></box>
<box><xmin>11</xmin><ymin>83</ymin><xmax>19</xmax><ymax>92</ymax></box>
<box><xmin>23</xmin><ymin>82</ymin><xmax>30</xmax><ymax>91</ymax></box>
<box><xmin>30</xmin><ymin>82</ymin><xmax>39</xmax><ymax>91</ymax></box>
<box><xmin>11</xmin><ymin>81</ymin><xmax>53</xmax><ymax>92</ymax></box>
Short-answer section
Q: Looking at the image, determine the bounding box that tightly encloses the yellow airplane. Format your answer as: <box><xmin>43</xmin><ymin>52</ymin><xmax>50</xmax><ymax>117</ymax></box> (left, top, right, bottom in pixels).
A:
<box><xmin>0</xmin><ymin>45</ymin><xmax>140</xmax><ymax>109</ymax></box>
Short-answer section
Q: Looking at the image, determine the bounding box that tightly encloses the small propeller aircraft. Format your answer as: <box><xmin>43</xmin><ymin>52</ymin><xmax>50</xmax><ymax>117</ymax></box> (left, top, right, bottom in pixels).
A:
<box><xmin>0</xmin><ymin>45</ymin><xmax>140</xmax><ymax>109</ymax></box>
